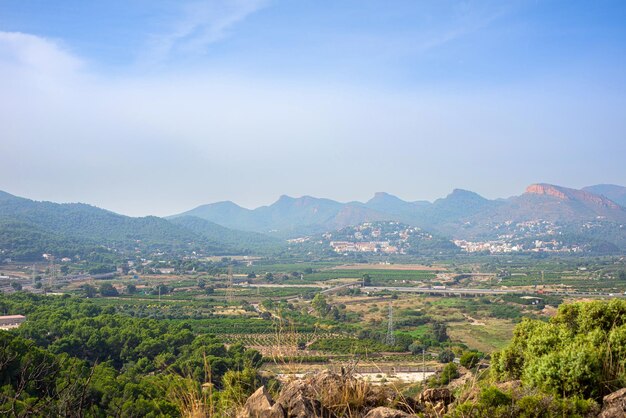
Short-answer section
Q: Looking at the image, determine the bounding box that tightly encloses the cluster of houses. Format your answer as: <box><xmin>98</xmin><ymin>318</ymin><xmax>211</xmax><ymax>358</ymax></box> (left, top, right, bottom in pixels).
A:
<box><xmin>330</xmin><ymin>241</ymin><xmax>399</xmax><ymax>254</ymax></box>
<box><xmin>453</xmin><ymin>239</ymin><xmax>582</xmax><ymax>254</ymax></box>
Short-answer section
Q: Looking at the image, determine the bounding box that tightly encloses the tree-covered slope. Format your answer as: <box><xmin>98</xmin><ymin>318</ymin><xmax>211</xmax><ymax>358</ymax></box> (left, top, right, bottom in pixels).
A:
<box><xmin>0</xmin><ymin>191</ymin><xmax>281</xmax><ymax>260</ymax></box>
<box><xmin>169</xmin><ymin>216</ymin><xmax>285</xmax><ymax>254</ymax></box>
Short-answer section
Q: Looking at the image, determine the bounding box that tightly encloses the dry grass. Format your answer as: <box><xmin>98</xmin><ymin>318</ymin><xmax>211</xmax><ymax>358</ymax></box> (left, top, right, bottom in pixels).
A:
<box><xmin>448</xmin><ymin>319</ymin><xmax>513</xmax><ymax>353</ymax></box>
<box><xmin>165</xmin><ymin>354</ymin><xmax>215</xmax><ymax>418</ymax></box>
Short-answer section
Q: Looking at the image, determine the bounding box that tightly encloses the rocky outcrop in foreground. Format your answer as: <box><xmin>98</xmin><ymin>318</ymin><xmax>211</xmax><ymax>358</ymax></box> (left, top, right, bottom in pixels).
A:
<box><xmin>237</xmin><ymin>370</ymin><xmax>626</xmax><ymax>417</ymax></box>
<box><xmin>237</xmin><ymin>370</ymin><xmax>454</xmax><ymax>418</ymax></box>
<box><xmin>598</xmin><ymin>388</ymin><xmax>626</xmax><ymax>418</ymax></box>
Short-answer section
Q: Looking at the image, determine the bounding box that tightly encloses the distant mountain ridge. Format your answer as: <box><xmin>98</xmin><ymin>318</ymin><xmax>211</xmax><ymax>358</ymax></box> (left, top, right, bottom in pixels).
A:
<box><xmin>174</xmin><ymin>183</ymin><xmax>626</xmax><ymax>231</ymax></box>
<box><xmin>0</xmin><ymin>190</ymin><xmax>282</xmax><ymax>260</ymax></box>
<box><xmin>582</xmin><ymin>184</ymin><xmax>626</xmax><ymax>207</ymax></box>
<box><xmin>170</xmin><ymin>194</ymin><xmax>389</xmax><ymax>236</ymax></box>
<box><xmin>526</xmin><ymin>183</ymin><xmax>621</xmax><ymax>209</ymax></box>
<box><xmin>1</xmin><ymin>182</ymin><xmax>625</xmax><ymax>260</ymax></box>
<box><xmin>170</xmin><ymin>183</ymin><xmax>626</xmax><ymax>251</ymax></box>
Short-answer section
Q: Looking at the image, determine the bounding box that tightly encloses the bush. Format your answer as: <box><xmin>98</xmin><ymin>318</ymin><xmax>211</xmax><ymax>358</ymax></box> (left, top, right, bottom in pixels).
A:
<box><xmin>491</xmin><ymin>299</ymin><xmax>626</xmax><ymax>399</ymax></box>
<box><xmin>439</xmin><ymin>362</ymin><xmax>459</xmax><ymax>385</ymax></box>
<box><xmin>408</xmin><ymin>342</ymin><xmax>423</xmax><ymax>355</ymax></box>
<box><xmin>99</xmin><ymin>283</ymin><xmax>119</xmax><ymax>297</ymax></box>
<box><xmin>480</xmin><ymin>387</ymin><xmax>511</xmax><ymax>408</ymax></box>
<box><xmin>438</xmin><ymin>349</ymin><xmax>455</xmax><ymax>363</ymax></box>
<box><xmin>460</xmin><ymin>351</ymin><xmax>482</xmax><ymax>369</ymax></box>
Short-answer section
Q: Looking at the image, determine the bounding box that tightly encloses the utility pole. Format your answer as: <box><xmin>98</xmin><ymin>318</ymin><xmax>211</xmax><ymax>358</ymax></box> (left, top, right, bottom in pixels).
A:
<box><xmin>226</xmin><ymin>266</ymin><xmax>234</xmax><ymax>304</ymax></box>
<box><xmin>422</xmin><ymin>348</ymin><xmax>426</xmax><ymax>383</ymax></box>
<box><xmin>385</xmin><ymin>303</ymin><xmax>395</xmax><ymax>346</ymax></box>
<box><xmin>47</xmin><ymin>256</ymin><xmax>55</xmax><ymax>294</ymax></box>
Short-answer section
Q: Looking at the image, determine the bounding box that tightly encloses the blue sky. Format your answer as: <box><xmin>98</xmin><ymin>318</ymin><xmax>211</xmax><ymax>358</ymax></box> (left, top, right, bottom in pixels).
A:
<box><xmin>0</xmin><ymin>0</ymin><xmax>625</xmax><ymax>216</ymax></box>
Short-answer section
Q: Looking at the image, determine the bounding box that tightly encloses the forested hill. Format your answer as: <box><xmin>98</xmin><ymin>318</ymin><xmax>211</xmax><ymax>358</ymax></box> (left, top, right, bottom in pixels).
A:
<box><xmin>169</xmin><ymin>216</ymin><xmax>285</xmax><ymax>254</ymax></box>
<box><xmin>0</xmin><ymin>191</ymin><xmax>283</xmax><ymax>261</ymax></box>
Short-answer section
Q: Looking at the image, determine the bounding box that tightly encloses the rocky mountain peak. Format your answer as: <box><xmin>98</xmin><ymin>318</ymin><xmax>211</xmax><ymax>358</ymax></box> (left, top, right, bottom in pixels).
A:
<box><xmin>525</xmin><ymin>183</ymin><xmax>621</xmax><ymax>209</ymax></box>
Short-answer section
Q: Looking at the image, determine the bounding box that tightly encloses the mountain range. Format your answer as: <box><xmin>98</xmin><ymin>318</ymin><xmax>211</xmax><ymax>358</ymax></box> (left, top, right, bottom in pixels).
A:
<box><xmin>0</xmin><ymin>190</ymin><xmax>282</xmax><ymax>260</ymax></box>
<box><xmin>171</xmin><ymin>183</ymin><xmax>626</xmax><ymax>236</ymax></box>
<box><xmin>1</xmin><ymin>183</ymin><xmax>625</xmax><ymax>261</ymax></box>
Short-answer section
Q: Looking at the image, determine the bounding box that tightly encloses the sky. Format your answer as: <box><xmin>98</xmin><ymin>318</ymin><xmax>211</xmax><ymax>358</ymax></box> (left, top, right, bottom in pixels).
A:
<box><xmin>0</xmin><ymin>0</ymin><xmax>625</xmax><ymax>217</ymax></box>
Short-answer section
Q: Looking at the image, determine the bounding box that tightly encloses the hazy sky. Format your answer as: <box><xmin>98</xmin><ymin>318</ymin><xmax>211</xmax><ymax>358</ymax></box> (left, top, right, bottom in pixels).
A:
<box><xmin>1</xmin><ymin>0</ymin><xmax>625</xmax><ymax>216</ymax></box>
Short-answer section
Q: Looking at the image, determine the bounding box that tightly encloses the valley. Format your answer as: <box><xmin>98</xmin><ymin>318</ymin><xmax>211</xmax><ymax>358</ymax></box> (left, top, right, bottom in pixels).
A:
<box><xmin>1</xmin><ymin>184</ymin><xmax>625</xmax><ymax>416</ymax></box>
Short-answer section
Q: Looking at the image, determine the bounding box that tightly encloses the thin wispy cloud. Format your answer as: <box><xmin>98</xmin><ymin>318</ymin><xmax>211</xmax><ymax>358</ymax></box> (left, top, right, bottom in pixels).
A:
<box><xmin>415</xmin><ymin>6</ymin><xmax>510</xmax><ymax>53</ymax></box>
<box><xmin>138</xmin><ymin>0</ymin><xmax>268</xmax><ymax>68</ymax></box>
<box><xmin>0</xmin><ymin>0</ymin><xmax>624</xmax><ymax>215</ymax></box>
<box><xmin>0</xmin><ymin>31</ymin><xmax>82</xmax><ymax>75</ymax></box>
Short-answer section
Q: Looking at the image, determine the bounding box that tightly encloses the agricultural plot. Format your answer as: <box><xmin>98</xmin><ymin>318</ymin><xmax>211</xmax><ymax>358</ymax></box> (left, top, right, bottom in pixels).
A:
<box><xmin>301</xmin><ymin>269</ymin><xmax>437</xmax><ymax>285</ymax></box>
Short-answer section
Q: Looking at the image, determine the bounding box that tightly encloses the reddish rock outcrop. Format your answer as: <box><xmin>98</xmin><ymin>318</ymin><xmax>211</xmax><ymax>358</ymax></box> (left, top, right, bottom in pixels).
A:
<box><xmin>525</xmin><ymin>183</ymin><xmax>621</xmax><ymax>209</ymax></box>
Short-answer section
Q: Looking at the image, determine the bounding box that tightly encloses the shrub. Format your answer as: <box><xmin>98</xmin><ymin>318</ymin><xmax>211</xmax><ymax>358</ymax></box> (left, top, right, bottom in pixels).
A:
<box><xmin>491</xmin><ymin>299</ymin><xmax>626</xmax><ymax>399</ymax></box>
<box><xmin>480</xmin><ymin>387</ymin><xmax>511</xmax><ymax>408</ymax></box>
<box><xmin>460</xmin><ymin>351</ymin><xmax>482</xmax><ymax>369</ymax></box>
<box><xmin>439</xmin><ymin>362</ymin><xmax>459</xmax><ymax>385</ymax></box>
<box><xmin>438</xmin><ymin>349</ymin><xmax>455</xmax><ymax>363</ymax></box>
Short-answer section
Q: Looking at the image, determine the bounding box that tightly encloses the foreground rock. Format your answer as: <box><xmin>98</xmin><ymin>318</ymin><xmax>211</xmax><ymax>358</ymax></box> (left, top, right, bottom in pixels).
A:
<box><xmin>238</xmin><ymin>386</ymin><xmax>285</xmax><ymax>418</ymax></box>
<box><xmin>598</xmin><ymin>388</ymin><xmax>626</xmax><ymax>418</ymax></box>
<box><xmin>237</xmin><ymin>370</ymin><xmax>423</xmax><ymax>418</ymax></box>
<box><xmin>417</xmin><ymin>388</ymin><xmax>454</xmax><ymax>405</ymax></box>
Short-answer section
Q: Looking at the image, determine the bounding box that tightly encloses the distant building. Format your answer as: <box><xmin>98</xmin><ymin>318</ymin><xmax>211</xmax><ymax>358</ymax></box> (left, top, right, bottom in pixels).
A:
<box><xmin>0</xmin><ymin>315</ymin><xmax>26</xmax><ymax>330</ymax></box>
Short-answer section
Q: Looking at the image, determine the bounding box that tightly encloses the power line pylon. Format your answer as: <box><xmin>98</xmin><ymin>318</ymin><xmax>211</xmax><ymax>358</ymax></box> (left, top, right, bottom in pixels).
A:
<box><xmin>226</xmin><ymin>266</ymin><xmax>234</xmax><ymax>304</ymax></box>
<box><xmin>386</xmin><ymin>302</ymin><xmax>395</xmax><ymax>346</ymax></box>
<box><xmin>47</xmin><ymin>256</ymin><xmax>56</xmax><ymax>292</ymax></box>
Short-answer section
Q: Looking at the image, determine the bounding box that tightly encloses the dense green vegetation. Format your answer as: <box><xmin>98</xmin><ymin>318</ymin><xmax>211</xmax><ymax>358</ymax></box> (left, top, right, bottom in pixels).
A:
<box><xmin>492</xmin><ymin>299</ymin><xmax>626</xmax><ymax>398</ymax></box>
<box><xmin>0</xmin><ymin>293</ymin><xmax>267</xmax><ymax>416</ymax></box>
<box><xmin>441</xmin><ymin>299</ymin><xmax>626</xmax><ymax>417</ymax></box>
<box><xmin>2</xmin><ymin>236</ymin><xmax>626</xmax><ymax>417</ymax></box>
<box><xmin>0</xmin><ymin>192</ymin><xmax>282</xmax><ymax>261</ymax></box>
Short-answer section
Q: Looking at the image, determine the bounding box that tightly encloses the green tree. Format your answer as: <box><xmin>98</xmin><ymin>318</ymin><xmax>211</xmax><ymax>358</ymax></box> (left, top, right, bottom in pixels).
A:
<box><xmin>312</xmin><ymin>293</ymin><xmax>329</xmax><ymax>317</ymax></box>
<box><xmin>409</xmin><ymin>342</ymin><xmax>424</xmax><ymax>355</ymax></box>
<box><xmin>81</xmin><ymin>284</ymin><xmax>97</xmax><ymax>298</ymax></box>
<box><xmin>432</xmin><ymin>321</ymin><xmax>448</xmax><ymax>343</ymax></box>
<box><xmin>99</xmin><ymin>283</ymin><xmax>119</xmax><ymax>297</ymax></box>
<box><xmin>460</xmin><ymin>351</ymin><xmax>482</xmax><ymax>369</ymax></box>
<box><xmin>438</xmin><ymin>349</ymin><xmax>455</xmax><ymax>363</ymax></box>
<box><xmin>440</xmin><ymin>362</ymin><xmax>459</xmax><ymax>385</ymax></box>
<box><xmin>362</xmin><ymin>274</ymin><xmax>372</xmax><ymax>286</ymax></box>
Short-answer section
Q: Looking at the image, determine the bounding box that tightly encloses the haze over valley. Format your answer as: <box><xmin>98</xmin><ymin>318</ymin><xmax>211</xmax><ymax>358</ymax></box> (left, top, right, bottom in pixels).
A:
<box><xmin>1</xmin><ymin>1</ymin><xmax>626</xmax><ymax>417</ymax></box>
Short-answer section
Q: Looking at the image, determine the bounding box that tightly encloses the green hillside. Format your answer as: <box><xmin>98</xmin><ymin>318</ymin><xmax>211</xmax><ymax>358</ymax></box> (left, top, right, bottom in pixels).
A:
<box><xmin>0</xmin><ymin>191</ymin><xmax>281</xmax><ymax>261</ymax></box>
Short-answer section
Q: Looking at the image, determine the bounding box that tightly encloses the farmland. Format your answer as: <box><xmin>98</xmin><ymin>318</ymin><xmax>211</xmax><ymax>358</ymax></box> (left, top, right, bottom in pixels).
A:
<box><xmin>2</xmin><ymin>255</ymin><xmax>625</xmax><ymax>386</ymax></box>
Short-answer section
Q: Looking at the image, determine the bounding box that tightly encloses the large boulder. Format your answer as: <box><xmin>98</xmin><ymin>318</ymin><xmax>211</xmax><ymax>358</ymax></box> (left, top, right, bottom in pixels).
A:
<box><xmin>417</xmin><ymin>388</ymin><xmax>455</xmax><ymax>405</ymax></box>
<box><xmin>239</xmin><ymin>370</ymin><xmax>406</xmax><ymax>418</ymax></box>
<box><xmin>274</xmin><ymin>378</ymin><xmax>334</xmax><ymax>418</ymax></box>
<box><xmin>598</xmin><ymin>388</ymin><xmax>626</xmax><ymax>418</ymax></box>
<box><xmin>237</xmin><ymin>386</ymin><xmax>284</xmax><ymax>418</ymax></box>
